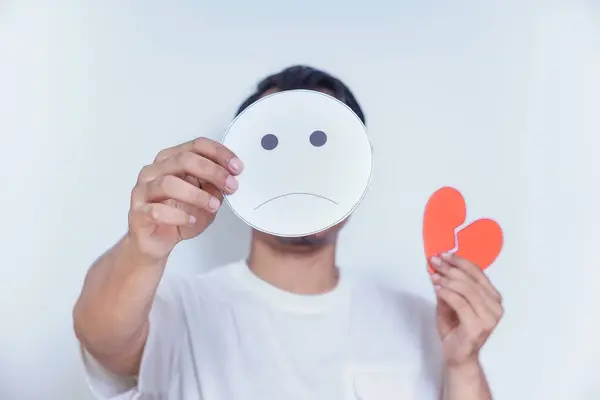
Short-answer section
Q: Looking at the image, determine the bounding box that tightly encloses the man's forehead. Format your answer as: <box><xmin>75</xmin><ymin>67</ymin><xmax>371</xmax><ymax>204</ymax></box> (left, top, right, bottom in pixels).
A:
<box><xmin>259</xmin><ymin>87</ymin><xmax>337</xmax><ymax>100</ymax></box>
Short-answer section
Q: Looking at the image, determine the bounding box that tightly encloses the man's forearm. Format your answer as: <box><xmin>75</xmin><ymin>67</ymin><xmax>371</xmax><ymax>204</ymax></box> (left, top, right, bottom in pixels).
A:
<box><xmin>444</xmin><ymin>361</ymin><xmax>492</xmax><ymax>400</ymax></box>
<box><xmin>73</xmin><ymin>234</ymin><xmax>167</xmax><ymax>374</ymax></box>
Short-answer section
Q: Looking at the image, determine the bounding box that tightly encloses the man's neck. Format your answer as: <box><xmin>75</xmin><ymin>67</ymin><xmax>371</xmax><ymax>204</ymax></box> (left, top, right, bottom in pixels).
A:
<box><xmin>247</xmin><ymin>234</ymin><xmax>339</xmax><ymax>295</ymax></box>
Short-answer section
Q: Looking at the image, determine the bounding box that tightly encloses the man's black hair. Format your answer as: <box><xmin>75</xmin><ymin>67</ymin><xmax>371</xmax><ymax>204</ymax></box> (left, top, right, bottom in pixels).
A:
<box><xmin>236</xmin><ymin>65</ymin><xmax>366</xmax><ymax>125</ymax></box>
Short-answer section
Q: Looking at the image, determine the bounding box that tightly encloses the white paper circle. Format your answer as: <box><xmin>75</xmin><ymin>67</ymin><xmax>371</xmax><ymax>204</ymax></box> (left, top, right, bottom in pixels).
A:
<box><xmin>221</xmin><ymin>90</ymin><xmax>373</xmax><ymax>237</ymax></box>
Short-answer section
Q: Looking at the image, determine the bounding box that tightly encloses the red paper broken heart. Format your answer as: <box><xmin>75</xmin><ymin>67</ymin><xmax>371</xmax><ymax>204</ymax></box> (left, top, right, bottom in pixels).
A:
<box><xmin>423</xmin><ymin>187</ymin><xmax>503</xmax><ymax>273</ymax></box>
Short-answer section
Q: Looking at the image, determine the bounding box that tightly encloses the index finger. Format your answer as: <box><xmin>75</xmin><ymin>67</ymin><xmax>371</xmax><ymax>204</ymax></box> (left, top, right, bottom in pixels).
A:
<box><xmin>155</xmin><ymin>137</ymin><xmax>244</xmax><ymax>175</ymax></box>
<box><xmin>440</xmin><ymin>252</ymin><xmax>502</xmax><ymax>302</ymax></box>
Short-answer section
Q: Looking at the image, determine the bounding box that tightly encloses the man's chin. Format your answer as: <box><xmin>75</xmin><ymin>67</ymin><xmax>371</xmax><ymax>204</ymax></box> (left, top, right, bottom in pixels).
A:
<box><xmin>253</xmin><ymin>220</ymin><xmax>346</xmax><ymax>251</ymax></box>
<box><xmin>275</xmin><ymin>234</ymin><xmax>334</xmax><ymax>248</ymax></box>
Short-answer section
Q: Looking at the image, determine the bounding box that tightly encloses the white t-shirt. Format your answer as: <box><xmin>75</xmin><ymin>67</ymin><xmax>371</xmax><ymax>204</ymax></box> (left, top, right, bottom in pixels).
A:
<box><xmin>82</xmin><ymin>260</ymin><xmax>444</xmax><ymax>400</ymax></box>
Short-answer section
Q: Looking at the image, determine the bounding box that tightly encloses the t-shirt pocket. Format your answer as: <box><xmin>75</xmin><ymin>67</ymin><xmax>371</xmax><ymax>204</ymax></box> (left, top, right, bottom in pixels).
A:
<box><xmin>342</xmin><ymin>363</ymin><xmax>420</xmax><ymax>400</ymax></box>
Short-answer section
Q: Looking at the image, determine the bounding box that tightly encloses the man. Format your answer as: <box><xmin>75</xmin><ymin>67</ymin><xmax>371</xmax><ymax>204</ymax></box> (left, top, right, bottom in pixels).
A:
<box><xmin>73</xmin><ymin>66</ymin><xmax>503</xmax><ymax>400</ymax></box>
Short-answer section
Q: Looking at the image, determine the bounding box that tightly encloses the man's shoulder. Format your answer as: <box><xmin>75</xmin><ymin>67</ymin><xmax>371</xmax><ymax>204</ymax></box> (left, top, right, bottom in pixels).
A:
<box><xmin>345</xmin><ymin>268</ymin><xmax>435</xmax><ymax>309</ymax></box>
<box><xmin>344</xmin><ymin>268</ymin><xmax>437</xmax><ymax>329</ymax></box>
<box><xmin>157</xmin><ymin>260</ymin><xmax>247</xmax><ymax>304</ymax></box>
<box><xmin>194</xmin><ymin>259</ymin><xmax>247</xmax><ymax>285</ymax></box>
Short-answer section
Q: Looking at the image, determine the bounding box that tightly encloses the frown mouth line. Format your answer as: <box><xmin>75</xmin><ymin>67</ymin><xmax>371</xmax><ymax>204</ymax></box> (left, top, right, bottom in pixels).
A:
<box><xmin>254</xmin><ymin>192</ymin><xmax>338</xmax><ymax>210</ymax></box>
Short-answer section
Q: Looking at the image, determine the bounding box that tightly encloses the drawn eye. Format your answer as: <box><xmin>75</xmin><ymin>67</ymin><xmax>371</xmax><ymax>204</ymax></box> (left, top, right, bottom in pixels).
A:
<box><xmin>309</xmin><ymin>130</ymin><xmax>327</xmax><ymax>147</ymax></box>
<box><xmin>261</xmin><ymin>134</ymin><xmax>278</xmax><ymax>150</ymax></box>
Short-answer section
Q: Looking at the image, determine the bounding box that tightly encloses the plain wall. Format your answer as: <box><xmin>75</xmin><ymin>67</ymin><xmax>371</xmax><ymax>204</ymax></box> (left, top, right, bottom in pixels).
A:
<box><xmin>1</xmin><ymin>1</ymin><xmax>599</xmax><ymax>399</ymax></box>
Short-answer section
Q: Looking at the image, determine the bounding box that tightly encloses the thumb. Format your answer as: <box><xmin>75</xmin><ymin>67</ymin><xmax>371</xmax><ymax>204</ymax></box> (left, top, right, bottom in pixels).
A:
<box><xmin>436</xmin><ymin>295</ymin><xmax>455</xmax><ymax>335</ymax></box>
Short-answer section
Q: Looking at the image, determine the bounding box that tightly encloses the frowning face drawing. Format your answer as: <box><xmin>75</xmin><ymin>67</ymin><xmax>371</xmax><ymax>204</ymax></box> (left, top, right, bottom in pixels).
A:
<box><xmin>222</xmin><ymin>90</ymin><xmax>373</xmax><ymax>237</ymax></box>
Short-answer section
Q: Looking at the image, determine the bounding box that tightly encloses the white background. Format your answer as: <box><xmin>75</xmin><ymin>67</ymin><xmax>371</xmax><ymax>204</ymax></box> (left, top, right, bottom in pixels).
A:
<box><xmin>1</xmin><ymin>1</ymin><xmax>599</xmax><ymax>399</ymax></box>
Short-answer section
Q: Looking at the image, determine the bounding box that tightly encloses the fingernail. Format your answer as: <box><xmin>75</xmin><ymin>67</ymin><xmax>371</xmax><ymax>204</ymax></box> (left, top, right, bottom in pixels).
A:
<box><xmin>208</xmin><ymin>197</ymin><xmax>221</xmax><ymax>212</ymax></box>
<box><xmin>441</xmin><ymin>252</ymin><xmax>452</xmax><ymax>260</ymax></box>
<box><xmin>430</xmin><ymin>256</ymin><xmax>441</xmax><ymax>266</ymax></box>
<box><xmin>189</xmin><ymin>215</ymin><xmax>197</xmax><ymax>224</ymax></box>
<box><xmin>225</xmin><ymin>175</ymin><xmax>239</xmax><ymax>193</ymax></box>
<box><xmin>434</xmin><ymin>285</ymin><xmax>442</xmax><ymax>291</ymax></box>
<box><xmin>431</xmin><ymin>273</ymin><xmax>441</xmax><ymax>281</ymax></box>
<box><xmin>228</xmin><ymin>157</ymin><xmax>244</xmax><ymax>174</ymax></box>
